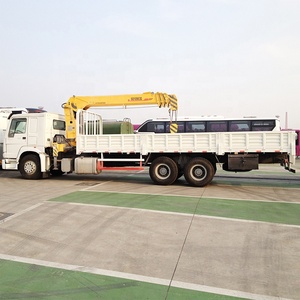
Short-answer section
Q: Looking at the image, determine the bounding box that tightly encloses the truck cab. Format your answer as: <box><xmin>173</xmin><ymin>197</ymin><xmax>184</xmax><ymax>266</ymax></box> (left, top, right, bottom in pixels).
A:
<box><xmin>2</xmin><ymin>113</ymin><xmax>65</xmax><ymax>178</ymax></box>
<box><xmin>0</xmin><ymin>107</ymin><xmax>47</xmax><ymax>165</ymax></box>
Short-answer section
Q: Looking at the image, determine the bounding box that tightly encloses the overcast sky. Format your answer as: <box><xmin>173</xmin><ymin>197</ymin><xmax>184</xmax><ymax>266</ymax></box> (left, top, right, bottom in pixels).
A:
<box><xmin>0</xmin><ymin>0</ymin><xmax>299</xmax><ymax>128</ymax></box>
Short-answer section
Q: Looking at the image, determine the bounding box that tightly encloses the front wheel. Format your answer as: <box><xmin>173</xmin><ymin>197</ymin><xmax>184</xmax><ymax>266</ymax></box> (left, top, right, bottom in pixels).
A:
<box><xmin>19</xmin><ymin>154</ymin><xmax>42</xmax><ymax>179</ymax></box>
<box><xmin>149</xmin><ymin>156</ymin><xmax>178</xmax><ymax>185</ymax></box>
<box><xmin>184</xmin><ymin>158</ymin><xmax>214</xmax><ymax>187</ymax></box>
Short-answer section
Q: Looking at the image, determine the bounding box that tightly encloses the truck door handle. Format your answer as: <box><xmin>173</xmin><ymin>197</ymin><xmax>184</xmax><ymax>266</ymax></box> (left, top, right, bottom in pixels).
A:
<box><xmin>22</xmin><ymin>137</ymin><xmax>26</xmax><ymax>140</ymax></box>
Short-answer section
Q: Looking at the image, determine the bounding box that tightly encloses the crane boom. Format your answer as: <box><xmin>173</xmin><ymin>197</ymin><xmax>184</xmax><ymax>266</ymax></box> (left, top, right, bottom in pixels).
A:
<box><xmin>62</xmin><ymin>92</ymin><xmax>178</xmax><ymax>143</ymax></box>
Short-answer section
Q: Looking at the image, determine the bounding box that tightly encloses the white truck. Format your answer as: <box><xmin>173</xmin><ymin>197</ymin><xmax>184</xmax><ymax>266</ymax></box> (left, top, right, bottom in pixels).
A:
<box><xmin>1</xmin><ymin>108</ymin><xmax>26</xmax><ymax>162</ymax></box>
<box><xmin>2</xmin><ymin>109</ymin><xmax>296</xmax><ymax>187</ymax></box>
<box><xmin>0</xmin><ymin>107</ymin><xmax>46</xmax><ymax>166</ymax></box>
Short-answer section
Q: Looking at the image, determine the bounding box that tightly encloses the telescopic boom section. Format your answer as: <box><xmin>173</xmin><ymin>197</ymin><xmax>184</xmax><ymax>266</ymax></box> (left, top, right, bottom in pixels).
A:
<box><xmin>62</xmin><ymin>92</ymin><xmax>178</xmax><ymax>143</ymax></box>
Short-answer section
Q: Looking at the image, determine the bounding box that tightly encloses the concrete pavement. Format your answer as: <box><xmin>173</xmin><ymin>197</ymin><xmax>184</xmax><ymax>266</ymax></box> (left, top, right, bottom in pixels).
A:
<box><xmin>0</xmin><ymin>160</ymin><xmax>299</xmax><ymax>299</ymax></box>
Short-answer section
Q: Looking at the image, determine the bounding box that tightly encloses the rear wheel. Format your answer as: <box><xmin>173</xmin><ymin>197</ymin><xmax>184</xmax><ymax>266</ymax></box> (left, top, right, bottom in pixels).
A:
<box><xmin>184</xmin><ymin>157</ymin><xmax>214</xmax><ymax>187</ymax></box>
<box><xmin>149</xmin><ymin>157</ymin><xmax>178</xmax><ymax>185</ymax></box>
<box><xmin>19</xmin><ymin>154</ymin><xmax>42</xmax><ymax>179</ymax></box>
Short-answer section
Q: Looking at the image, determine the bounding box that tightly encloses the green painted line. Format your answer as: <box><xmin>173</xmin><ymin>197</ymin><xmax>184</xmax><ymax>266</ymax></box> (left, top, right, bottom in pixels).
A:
<box><xmin>0</xmin><ymin>259</ymin><xmax>243</xmax><ymax>300</ymax></box>
<box><xmin>196</xmin><ymin>198</ymin><xmax>300</xmax><ymax>225</ymax></box>
<box><xmin>50</xmin><ymin>192</ymin><xmax>300</xmax><ymax>226</ymax></box>
<box><xmin>51</xmin><ymin>192</ymin><xmax>199</xmax><ymax>214</ymax></box>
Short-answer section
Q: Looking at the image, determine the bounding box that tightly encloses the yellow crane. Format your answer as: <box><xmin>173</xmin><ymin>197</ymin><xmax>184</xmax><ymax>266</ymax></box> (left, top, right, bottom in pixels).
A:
<box><xmin>62</xmin><ymin>92</ymin><xmax>178</xmax><ymax>144</ymax></box>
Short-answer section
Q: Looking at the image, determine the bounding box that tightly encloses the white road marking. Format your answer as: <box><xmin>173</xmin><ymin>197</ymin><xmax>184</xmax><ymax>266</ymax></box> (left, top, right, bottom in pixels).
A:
<box><xmin>79</xmin><ymin>189</ymin><xmax>203</xmax><ymax>198</ymax></box>
<box><xmin>80</xmin><ymin>180</ymin><xmax>113</xmax><ymax>191</ymax></box>
<box><xmin>171</xmin><ymin>281</ymin><xmax>292</xmax><ymax>300</ymax></box>
<box><xmin>0</xmin><ymin>203</ymin><xmax>44</xmax><ymax>224</ymax></box>
<box><xmin>81</xmin><ymin>170</ymin><xmax>145</xmax><ymax>191</ymax></box>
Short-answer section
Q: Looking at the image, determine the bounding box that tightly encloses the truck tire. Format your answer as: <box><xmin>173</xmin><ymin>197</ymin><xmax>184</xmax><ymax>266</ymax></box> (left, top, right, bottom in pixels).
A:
<box><xmin>149</xmin><ymin>156</ymin><xmax>178</xmax><ymax>185</ymax></box>
<box><xmin>184</xmin><ymin>157</ymin><xmax>214</xmax><ymax>187</ymax></box>
<box><xmin>19</xmin><ymin>154</ymin><xmax>42</xmax><ymax>179</ymax></box>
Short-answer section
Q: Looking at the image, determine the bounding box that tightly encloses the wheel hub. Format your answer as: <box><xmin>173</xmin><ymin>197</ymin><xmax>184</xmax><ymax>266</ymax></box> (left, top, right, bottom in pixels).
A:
<box><xmin>159</xmin><ymin>166</ymin><xmax>168</xmax><ymax>176</ymax></box>
<box><xmin>192</xmin><ymin>165</ymin><xmax>206</xmax><ymax>179</ymax></box>
<box><xmin>194</xmin><ymin>167</ymin><xmax>203</xmax><ymax>176</ymax></box>
<box><xmin>24</xmin><ymin>161</ymin><xmax>36</xmax><ymax>175</ymax></box>
<box><xmin>157</xmin><ymin>164</ymin><xmax>170</xmax><ymax>179</ymax></box>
